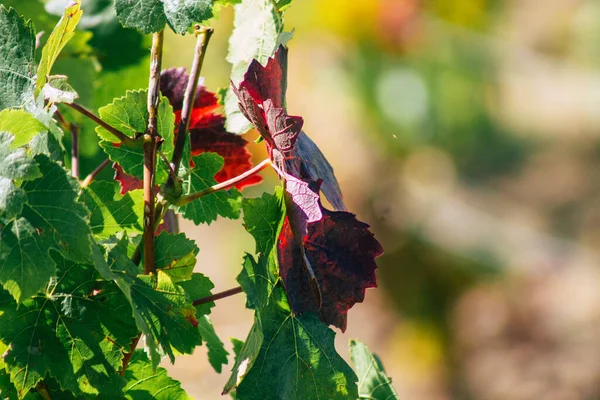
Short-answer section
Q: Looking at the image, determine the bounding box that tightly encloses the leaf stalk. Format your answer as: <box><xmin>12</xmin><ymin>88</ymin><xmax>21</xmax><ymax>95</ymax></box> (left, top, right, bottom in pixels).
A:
<box><xmin>64</xmin><ymin>102</ymin><xmax>135</xmax><ymax>146</ymax></box>
<box><xmin>176</xmin><ymin>158</ymin><xmax>270</xmax><ymax>206</ymax></box>
<box><xmin>192</xmin><ymin>286</ymin><xmax>243</xmax><ymax>307</ymax></box>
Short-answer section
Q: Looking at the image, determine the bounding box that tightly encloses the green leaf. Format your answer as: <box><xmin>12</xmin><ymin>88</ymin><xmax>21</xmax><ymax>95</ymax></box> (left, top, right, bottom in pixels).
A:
<box><xmin>224</xmin><ymin>0</ymin><xmax>289</xmax><ymax>134</ymax></box>
<box><xmin>82</xmin><ymin>181</ymin><xmax>144</xmax><ymax>238</ymax></box>
<box><xmin>114</xmin><ymin>0</ymin><xmax>167</xmax><ymax>35</ymax></box>
<box><xmin>226</xmin><ymin>187</ymin><xmax>357</xmax><ymax>399</ymax></box>
<box><xmin>0</xmin><ymin>155</ymin><xmax>92</xmax><ymax>302</ymax></box>
<box><xmin>179</xmin><ymin>152</ymin><xmax>242</xmax><ymax>225</ymax></box>
<box><xmin>35</xmin><ymin>0</ymin><xmax>83</xmax><ymax>96</ymax></box>
<box><xmin>0</xmin><ymin>133</ymin><xmax>41</xmax><ymax>180</ymax></box>
<box><xmin>236</xmin><ymin>290</ymin><xmax>358</xmax><ymax>400</ymax></box>
<box><xmin>0</xmin><ymin>218</ymin><xmax>54</xmax><ymax>303</ymax></box>
<box><xmin>223</xmin><ymin>320</ymin><xmax>263</xmax><ymax>394</ymax></box>
<box><xmin>20</xmin><ymin>155</ymin><xmax>93</xmax><ymax>263</ymax></box>
<box><xmin>349</xmin><ymin>340</ymin><xmax>400</xmax><ymax>400</ymax></box>
<box><xmin>163</xmin><ymin>0</ymin><xmax>213</xmax><ymax>34</ymax></box>
<box><xmin>96</xmin><ymin>90</ymin><xmax>174</xmax><ymax>185</ymax></box>
<box><xmin>0</xmin><ymin>6</ymin><xmax>36</xmax><ymax>110</ymax></box>
<box><xmin>0</xmin><ymin>255</ymin><xmax>136</xmax><ymax>398</ymax></box>
<box><xmin>0</xmin><ymin>109</ymin><xmax>47</xmax><ymax>148</ymax></box>
<box><xmin>100</xmin><ymin>140</ymin><xmax>169</xmax><ymax>186</ymax></box>
<box><xmin>177</xmin><ymin>272</ymin><xmax>214</xmax><ymax>316</ymax></box>
<box><xmin>237</xmin><ymin>189</ymin><xmax>286</xmax><ymax>310</ymax></box>
<box><xmin>123</xmin><ymin>350</ymin><xmax>191</xmax><ymax>400</ymax></box>
<box><xmin>197</xmin><ymin>315</ymin><xmax>229</xmax><ymax>373</ymax></box>
<box><xmin>129</xmin><ymin>271</ymin><xmax>203</xmax><ymax>363</ymax></box>
<box><xmin>242</xmin><ymin>189</ymin><xmax>286</xmax><ymax>255</ymax></box>
<box><xmin>153</xmin><ymin>231</ymin><xmax>199</xmax><ymax>282</ymax></box>
<box><xmin>96</xmin><ymin>90</ymin><xmax>173</xmax><ymax>143</ymax></box>
<box><xmin>115</xmin><ymin>0</ymin><xmax>213</xmax><ymax>35</ymax></box>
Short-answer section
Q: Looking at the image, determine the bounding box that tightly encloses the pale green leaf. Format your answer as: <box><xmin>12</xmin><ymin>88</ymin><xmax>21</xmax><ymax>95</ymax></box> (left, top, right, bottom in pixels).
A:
<box><xmin>35</xmin><ymin>0</ymin><xmax>83</xmax><ymax>95</ymax></box>
<box><xmin>225</xmin><ymin>0</ymin><xmax>288</xmax><ymax>134</ymax></box>
<box><xmin>350</xmin><ymin>340</ymin><xmax>400</xmax><ymax>400</ymax></box>
<box><xmin>0</xmin><ymin>109</ymin><xmax>47</xmax><ymax>148</ymax></box>
<box><xmin>0</xmin><ymin>6</ymin><xmax>36</xmax><ymax>110</ymax></box>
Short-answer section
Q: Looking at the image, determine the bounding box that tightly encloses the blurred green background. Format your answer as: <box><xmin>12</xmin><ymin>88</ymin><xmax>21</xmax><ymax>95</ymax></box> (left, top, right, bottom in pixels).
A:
<box><xmin>11</xmin><ymin>0</ymin><xmax>600</xmax><ymax>398</ymax></box>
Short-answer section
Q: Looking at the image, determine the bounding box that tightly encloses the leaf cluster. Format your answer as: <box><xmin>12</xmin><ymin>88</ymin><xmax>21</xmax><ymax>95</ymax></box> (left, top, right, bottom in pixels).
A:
<box><xmin>0</xmin><ymin>0</ymin><xmax>398</xmax><ymax>399</ymax></box>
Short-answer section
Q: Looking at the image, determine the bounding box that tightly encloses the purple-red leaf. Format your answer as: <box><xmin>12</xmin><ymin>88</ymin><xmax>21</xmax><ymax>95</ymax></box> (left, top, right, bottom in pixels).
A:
<box><xmin>231</xmin><ymin>46</ymin><xmax>344</xmax><ymax>210</ymax></box>
<box><xmin>278</xmin><ymin>204</ymin><xmax>383</xmax><ymax>332</ymax></box>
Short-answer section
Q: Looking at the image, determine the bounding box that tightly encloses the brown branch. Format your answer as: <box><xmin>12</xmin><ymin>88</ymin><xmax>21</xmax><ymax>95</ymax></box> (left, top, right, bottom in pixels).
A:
<box><xmin>81</xmin><ymin>159</ymin><xmax>110</xmax><ymax>187</ymax></box>
<box><xmin>176</xmin><ymin>158</ymin><xmax>270</xmax><ymax>207</ymax></box>
<box><xmin>192</xmin><ymin>286</ymin><xmax>243</xmax><ymax>307</ymax></box>
<box><xmin>142</xmin><ymin>30</ymin><xmax>164</xmax><ymax>276</ymax></box>
<box><xmin>168</xmin><ymin>26</ymin><xmax>214</xmax><ymax>184</ymax></box>
<box><xmin>64</xmin><ymin>102</ymin><xmax>134</xmax><ymax>146</ymax></box>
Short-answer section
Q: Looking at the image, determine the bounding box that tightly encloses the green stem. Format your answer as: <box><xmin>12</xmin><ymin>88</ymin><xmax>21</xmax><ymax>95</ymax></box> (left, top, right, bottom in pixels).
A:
<box><xmin>176</xmin><ymin>158</ymin><xmax>270</xmax><ymax>207</ymax></box>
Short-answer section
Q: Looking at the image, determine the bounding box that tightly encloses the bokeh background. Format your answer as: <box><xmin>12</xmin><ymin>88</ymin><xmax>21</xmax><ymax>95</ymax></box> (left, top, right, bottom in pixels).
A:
<box><xmin>11</xmin><ymin>0</ymin><xmax>600</xmax><ymax>398</ymax></box>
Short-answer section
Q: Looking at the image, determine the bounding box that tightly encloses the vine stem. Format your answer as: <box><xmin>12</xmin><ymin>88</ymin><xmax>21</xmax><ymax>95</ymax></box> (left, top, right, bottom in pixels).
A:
<box><xmin>168</xmin><ymin>26</ymin><xmax>214</xmax><ymax>186</ymax></box>
<box><xmin>64</xmin><ymin>102</ymin><xmax>134</xmax><ymax>146</ymax></box>
<box><xmin>192</xmin><ymin>286</ymin><xmax>243</xmax><ymax>306</ymax></box>
<box><xmin>120</xmin><ymin>30</ymin><xmax>164</xmax><ymax>376</ymax></box>
<box><xmin>81</xmin><ymin>159</ymin><xmax>110</xmax><ymax>187</ymax></box>
<box><xmin>142</xmin><ymin>30</ymin><xmax>164</xmax><ymax>276</ymax></box>
<box><xmin>176</xmin><ymin>158</ymin><xmax>270</xmax><ymax>206</ymax></box>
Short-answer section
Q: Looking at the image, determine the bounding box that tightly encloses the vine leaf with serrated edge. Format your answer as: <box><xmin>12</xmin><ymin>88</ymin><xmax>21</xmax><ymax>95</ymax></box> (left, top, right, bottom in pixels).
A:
<box><xmin>81</xmin><ymin>180</ymin><xmax>144</xmax><ymax>239</ymax></box>
<box><xmin>0</xmin><ymin>154</ymin><xmax>93</xmax><ymax>303</ymax></box>
<box><xmin>224</xmin><ymin>189</ymin><xmax>358</xmax><ymax>398</ymax></box>
<box><xmin>178</xmin><ymin>152</ymin><xmax>242</xmax><ymax>225</ymax></box>
<box><xmin>123</xmin><ymin>350</ymin><xmax>192</xmax><ymax>400</ymax></box>
<box><xmin>114</xmin><ymin>0</ymin><xmax>213</xmax><ymax>35</ymax></box>
<box><xmin>95</xmin><ymin>89</ymin><xmax>174</xmax><ymax>185</ymax></box>
<box><xmin>0</xmin><ymin>6</ymin><xmax>36</xmax><ymax>110</ymax></box>
<box><xmin>349</xmin><ymin>340</ymin><xmax>400</xmax><ymax>400</ymax></box>
<box><xmin>0</xmin><ymin>254</ymin><xmax>137</xmax><ymax>398</ymax></box>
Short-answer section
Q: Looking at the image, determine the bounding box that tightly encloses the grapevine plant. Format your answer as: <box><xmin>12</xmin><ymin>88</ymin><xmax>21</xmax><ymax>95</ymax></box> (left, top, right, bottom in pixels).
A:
<box><xmin>0</xmin><ymin>0</ymin><xmax>399</xmax><ymax>399</ymax></box>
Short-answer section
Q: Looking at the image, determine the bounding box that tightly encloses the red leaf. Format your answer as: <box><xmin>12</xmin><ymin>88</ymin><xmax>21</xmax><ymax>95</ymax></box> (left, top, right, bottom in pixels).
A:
<box><xmin>231</xmin><ymin>46</ymin><xmax>344</xmax><ymax>210</ymax></box>
<box><xmin>231</xmin><ymin>47</ymin><xmax>303</xmax><ymax>171</ymax></box>
<box><xmin>160</xmin><ymin>68</ymin><xmax>219</xmax><ymax>112</ymax></box>
<box><xmin>161</xmin><ymin>68</ymin><xmax>262</xmax><ymax>190</ymax></box>
<box><xmin>278</xmin><ymin>204</ymin><xmax>383</xmax><ymax>332</ymax></box>
<box><xmin>189</xmin><ymin>123</ymin><xmax>262</xmax><ymax>189</ymax></box>
<box><xmin>113</xmin><ymin>163</ymin><xmax>142</xmax><ymax>195</ymax></box>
